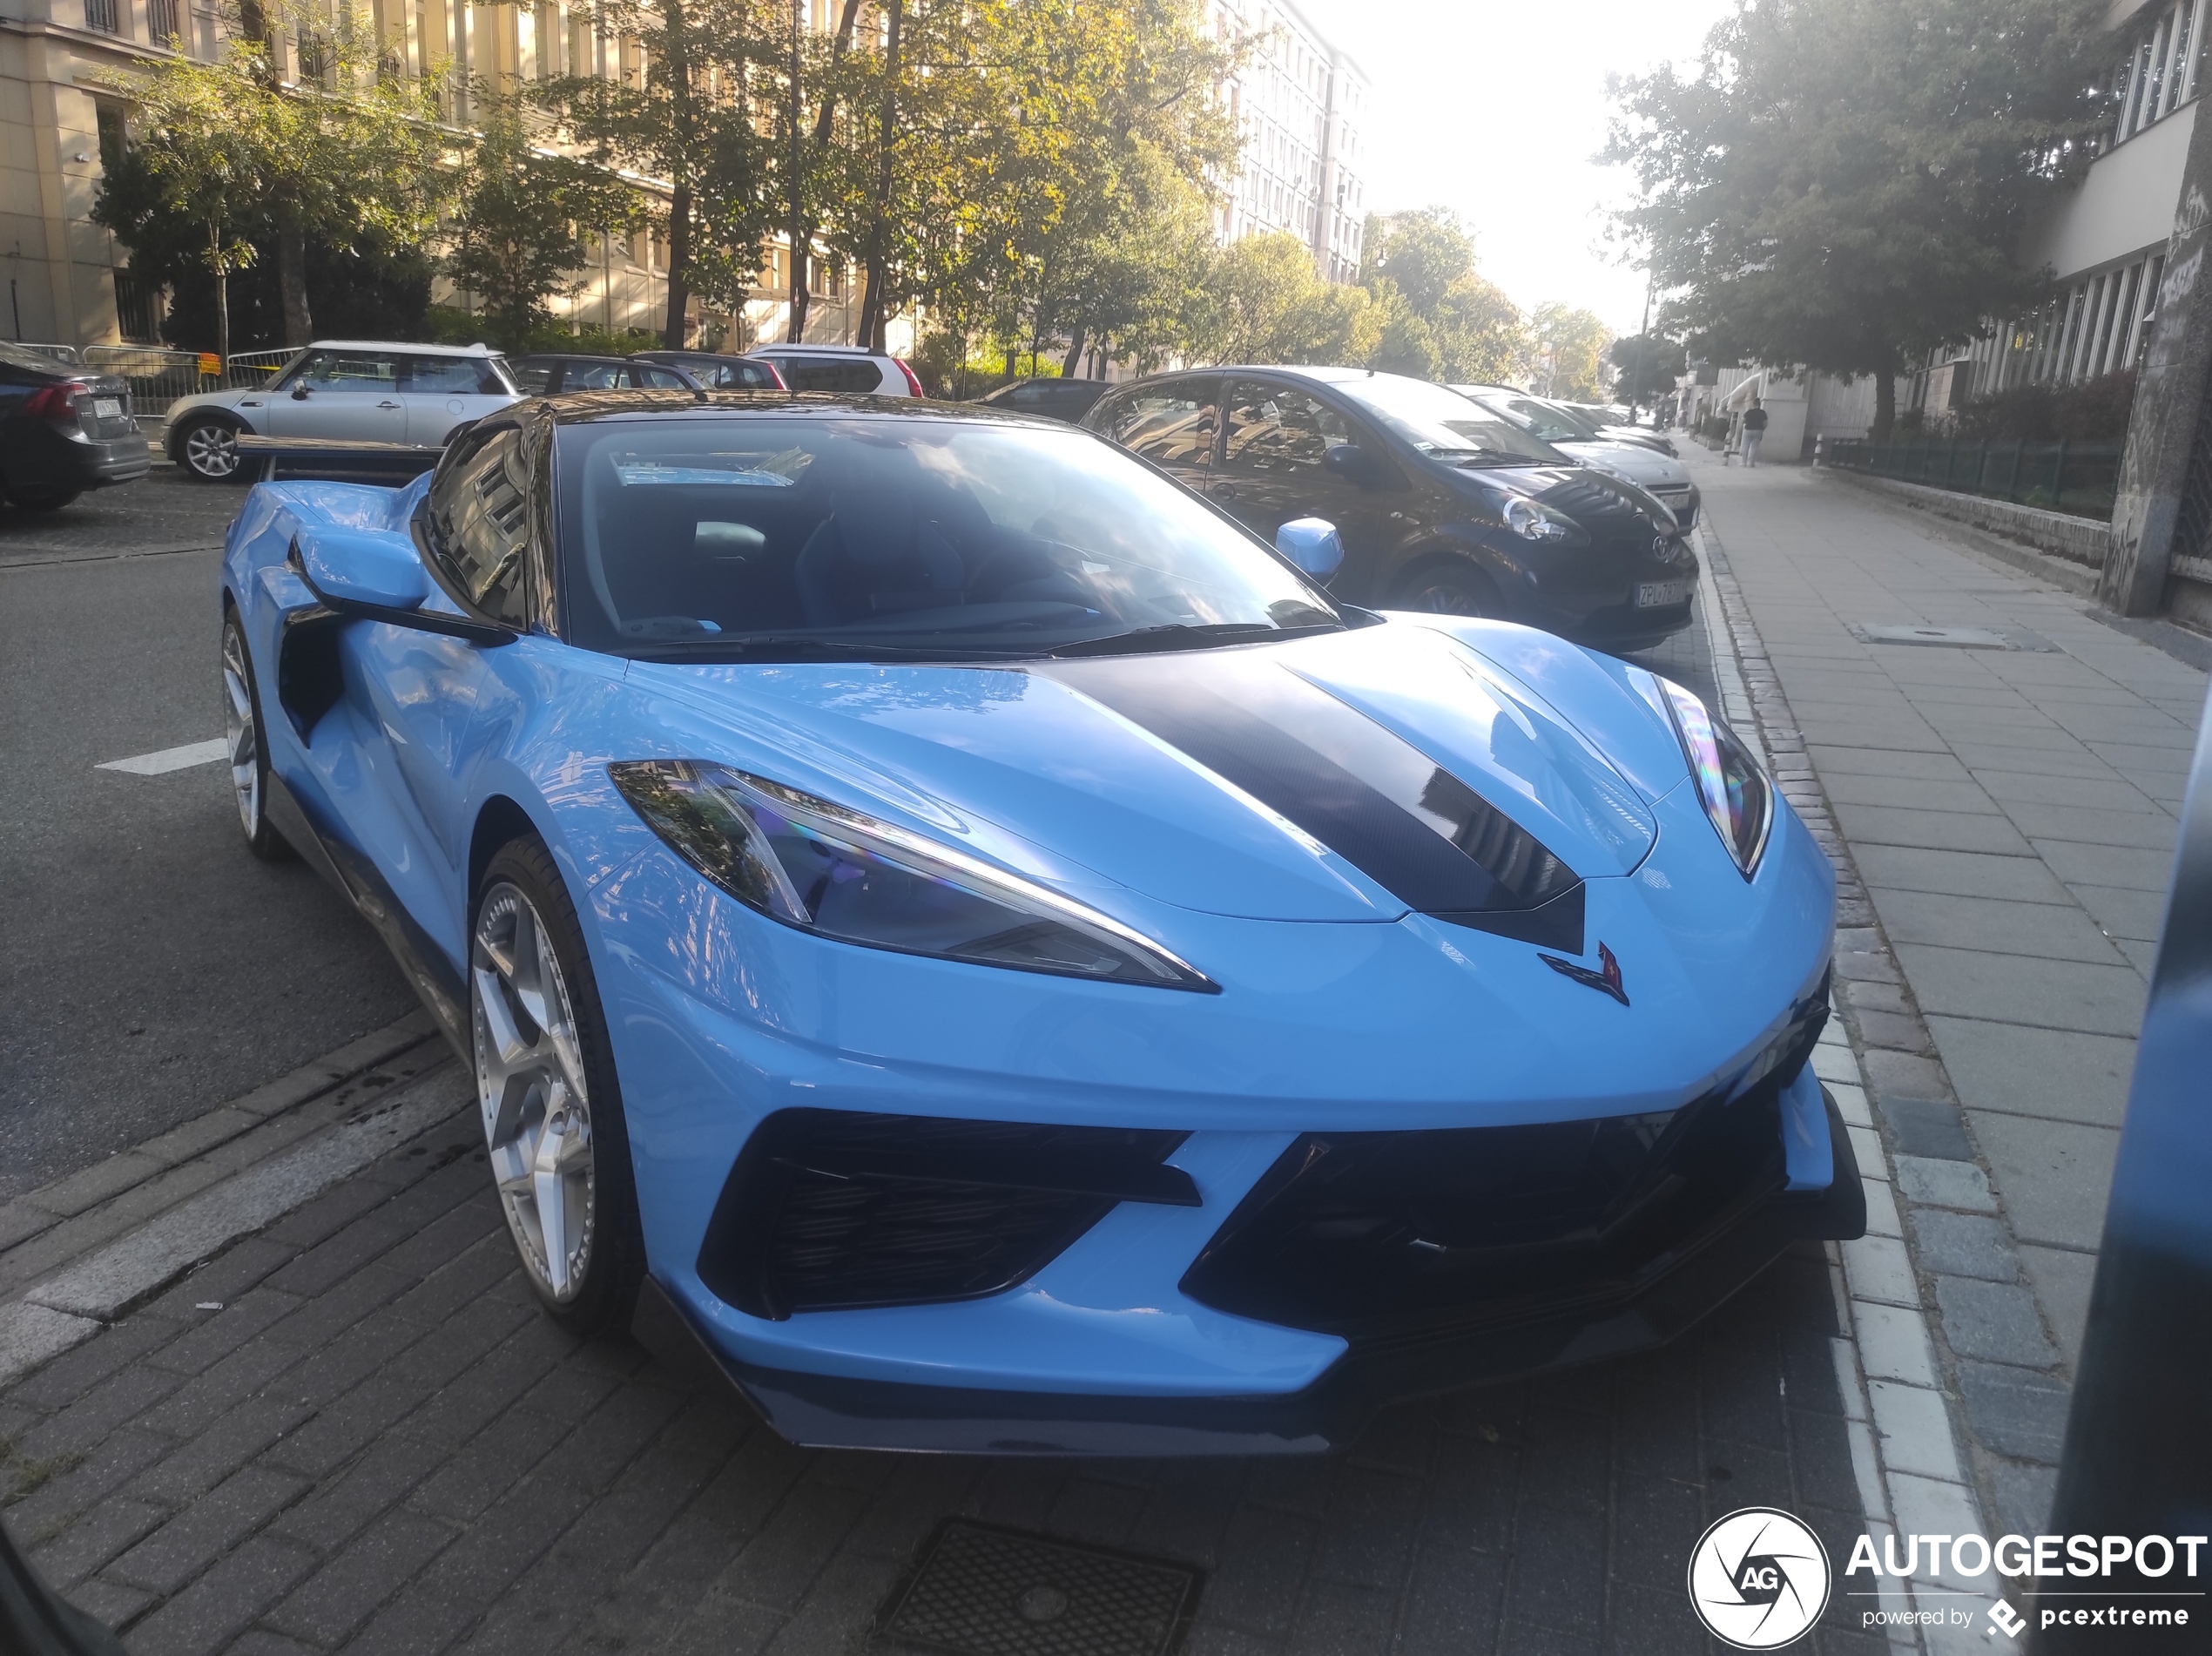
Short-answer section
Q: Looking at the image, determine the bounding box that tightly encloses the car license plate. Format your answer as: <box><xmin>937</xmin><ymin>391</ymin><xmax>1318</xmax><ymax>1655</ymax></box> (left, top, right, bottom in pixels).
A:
<box><xmin>93</xmin><ymin>397</ymin><xmax>122</xmax><ymax>418</ymax></box>
<box><xmin>1636</xmin><ymin>579</ymin><xmax>1693</xmax><ymax>608</ymax></box>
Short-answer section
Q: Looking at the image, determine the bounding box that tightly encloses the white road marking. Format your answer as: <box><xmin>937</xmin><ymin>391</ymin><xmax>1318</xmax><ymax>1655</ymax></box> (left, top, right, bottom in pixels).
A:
<box><xmin>97</xmin><ymin>737</ymin><xmax>230</xmax><ymax>775</ymax></box>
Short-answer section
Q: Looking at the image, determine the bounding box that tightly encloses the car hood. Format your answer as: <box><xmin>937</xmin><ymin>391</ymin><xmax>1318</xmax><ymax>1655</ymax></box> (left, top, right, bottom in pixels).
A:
<box><xmin>1451</xmin><ymin>460</ymin><xmax>1673</xmax><ymax>541</ymax></box>
<box><xmin>1552</xmin><ymin>438</ymin><xmax>1689</xmax><ymax>490</ymax></box>
<box><xmin>621</xmin><ymin>622</ymin><xmax>1662</xmax><ymax>924</ymax></box>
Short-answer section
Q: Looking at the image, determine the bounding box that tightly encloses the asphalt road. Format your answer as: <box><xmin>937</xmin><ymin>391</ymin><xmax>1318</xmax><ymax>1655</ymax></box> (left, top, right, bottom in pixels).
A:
<box><xmin>0</xmin><ymin>470</ymin><xmax>416</xmax><ymax>1200</ymax></box>
<box><xmin>0</xmin><ymin>463</ymin><xmax>1717</xmax><ymax>1202</ymax></box>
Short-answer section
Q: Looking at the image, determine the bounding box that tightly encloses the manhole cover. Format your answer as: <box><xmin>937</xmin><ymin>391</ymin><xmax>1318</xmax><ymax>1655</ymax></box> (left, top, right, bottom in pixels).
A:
<box><xmin>1849</xmin><ymin>622</ymin><xmax>2057</xmax><ymax>652</ymax></box>
<box><xmin>875</xmin><ymin>1520</ymin><xmax>1202</xmax><ymax>1656</ymax></box>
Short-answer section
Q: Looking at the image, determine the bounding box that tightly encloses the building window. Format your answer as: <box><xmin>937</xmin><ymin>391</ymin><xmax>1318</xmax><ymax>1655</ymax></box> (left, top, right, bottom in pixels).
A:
<box><xmin>83</xmin><ymin>0</ymin><xmax>118</xmax><ymax>32</ymax></box>
<box><xmin>147</xmin><ymin>0</ymin><xmax>179</xmax><ymax>43</ymax></box>
<box><xmin>2114</xmin><ymin>0</ymin><xmax>2202</xmax><ymax>145</ymax></box>
<box><xmin>96</xmin><ymin>103</ymin><xmax>127</xmax><ymax>172</ymax></box>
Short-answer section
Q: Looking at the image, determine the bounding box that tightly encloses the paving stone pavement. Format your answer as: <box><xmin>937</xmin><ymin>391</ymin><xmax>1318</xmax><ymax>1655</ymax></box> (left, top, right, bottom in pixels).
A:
<box><xmin>1684</xmin><ymin>447</ymin><xmax>2207</xmax><ymax>1549</ymax></box>
<box><xmin>0</xmin><ymin>1056</ymin><xmax>1890</xmax><ymax>1656</ymax></box>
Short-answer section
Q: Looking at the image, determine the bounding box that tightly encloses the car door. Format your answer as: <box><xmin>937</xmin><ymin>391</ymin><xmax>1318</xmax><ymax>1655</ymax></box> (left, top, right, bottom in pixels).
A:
<box><xmin>347</xmin><ymin>422</ymin><xmax>534</xmax><ymax>967</ymax></box>
<box><xmin>1096</xmin><ymin>375</ymin><xmax>1221</xmax><ymax>491</ymax></box>
<box><xmin>1209</xmin><ymin>378</ymin><xmax>1393</xmax><ymax>589</ymax></box>
<box><xmin>266</xmin><ymin>348</ymin><xmax>407</xmax><ymax>442</ymax></box>
<box><xmin>401</xmin><ymin>354</ymin><xmax>516</xmax><ymax>446</ymax></box>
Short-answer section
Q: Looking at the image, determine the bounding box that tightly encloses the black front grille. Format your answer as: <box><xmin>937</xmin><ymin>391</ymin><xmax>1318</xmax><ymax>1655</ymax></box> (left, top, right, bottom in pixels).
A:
<box><xmin>1180</xmin><ymin>980</ymin><xmax>1829</xmax><ymax>1348</ymax></box>
<box><xmin>698</xmin><ymin>1110</ymin><xmax>1196</xmax><ymax>1320</ymax></box>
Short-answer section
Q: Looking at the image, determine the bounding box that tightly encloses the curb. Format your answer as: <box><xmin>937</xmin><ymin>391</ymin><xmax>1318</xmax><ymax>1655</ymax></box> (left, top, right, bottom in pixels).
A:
<box><xmin>1696</xmin><ymin>520</ymin><xmax>2060</xmax><ymax>1650</ymax></box>
<box><xmin>0</xmin><ymin>1016</ymin><xmax>470</xmax><ymax>1390</ymax></box>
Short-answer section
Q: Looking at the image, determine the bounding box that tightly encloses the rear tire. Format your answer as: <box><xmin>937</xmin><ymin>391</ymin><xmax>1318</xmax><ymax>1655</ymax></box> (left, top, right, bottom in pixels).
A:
<box><xmin>221</xmin><ymin>609</ymin><xmax>295</xmax><ymax>862</ymax></box>
<box><xmin>6</xmin><ymin>483</ymin><xmax>82</xmax><ymax>511</ymax></box>
<box><xmin>471</xmin><ymin>835</ymin><xmax>645</xmax><ymax>1337</ymax></box>
<box><xmin>174</xmin><ymin>414</ymin><xmax>245</xmax><ymax>483</ymax></box>
<box><xmin>1392</xmin><ymin>557</ymin><xmax>1505</xmax><ymax>618</ymax></box>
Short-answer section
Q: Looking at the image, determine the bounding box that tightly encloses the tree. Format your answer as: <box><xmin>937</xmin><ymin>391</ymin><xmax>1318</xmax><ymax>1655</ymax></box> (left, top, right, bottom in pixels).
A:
<box><xmin>1607</xmin><ymin>0</ymin><xmax>2114</xmax><ymax>436</ymax></box>
<box><xmin>1359</xmin><ymin>206</ymin><xmax>1530</xmax><ymax>383</ymax></box>
<box><xmin>1608</xmin><ymin>332</ymin><xmax>1687</xmax><ymax>406</ymax></box>
<box><xmin>444</xmin><ymin>101</ymin><xmax>643</xmax><ymax>351</ymax></box>
<box><xmin>1531</xmin><ymin>302</ymin><xmax>1613</xmax><ymax>401</ymax></box>
<box><xmin>538</xmin><ymin>0</ymin><xmax>779</xmax><ymax>348</ymax></box>
<box><xmin>1359</xmin><ymin>208</ymin><xmax>1475</xmax><ymax>317</ymax></box>
<box><xmin>93</xmin><ymin>3</ymin><xmax>452</xmax><ymax>349</ymax></box>
<box><xmin>1190</xmin><ymin>231</ymin><xmax>1379</xmax><ymax>365</ymax></box>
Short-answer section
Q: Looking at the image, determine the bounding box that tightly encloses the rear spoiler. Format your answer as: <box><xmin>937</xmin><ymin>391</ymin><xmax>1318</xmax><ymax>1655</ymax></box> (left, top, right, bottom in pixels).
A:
<box><xmin>235</xmin><ymin>436</ymin><xmax>449</xmax><ymax>484</ymax></box>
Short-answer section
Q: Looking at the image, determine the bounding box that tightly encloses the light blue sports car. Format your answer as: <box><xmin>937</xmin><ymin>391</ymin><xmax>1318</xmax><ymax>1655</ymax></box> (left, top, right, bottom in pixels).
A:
<box><xmin>218</xmin><ymin>391</ymin><xmax>1862</xmax><ymax>1455</ymax></box>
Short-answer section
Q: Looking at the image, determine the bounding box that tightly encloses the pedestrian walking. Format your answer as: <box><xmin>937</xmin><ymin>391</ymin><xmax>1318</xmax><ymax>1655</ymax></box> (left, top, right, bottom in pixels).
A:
<box><xmin>1740</xmin><ymin>397</ymin><xmax>1769</xmax><ymax>468</ymax></box>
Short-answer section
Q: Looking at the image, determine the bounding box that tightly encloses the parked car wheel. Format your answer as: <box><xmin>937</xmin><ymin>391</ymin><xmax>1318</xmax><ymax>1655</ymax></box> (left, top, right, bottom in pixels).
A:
<box><xmin>174</xmin><ymin>413</ymin><xmax>246</xmax><ymax>483</ymax></box>
<box><xmin>1393</xmin><ymin>557</ymin><xmax>1504</xmax><ymax>618</ymax></box>
<box><xmin>471</xmin><ymin>836</ymin><xmax>646</xmax><ymax>1336</ymax></box>
<box><xmin>5</xmin><ymin>483</ymin><xmax>83</xmax><ymax>511</ymax></box>
<box><xmin>220</xmin><ymin>609</ymin><xmax>295</xmax><ymax>862</ymax></box>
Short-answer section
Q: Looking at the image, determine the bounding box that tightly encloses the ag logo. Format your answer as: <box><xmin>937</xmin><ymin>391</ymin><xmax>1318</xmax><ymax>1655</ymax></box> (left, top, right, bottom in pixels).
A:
<box><xmin>1686</xmin><ymin>1507</ymin><xmax>1831</xmax><ymax>1648</ymax></box>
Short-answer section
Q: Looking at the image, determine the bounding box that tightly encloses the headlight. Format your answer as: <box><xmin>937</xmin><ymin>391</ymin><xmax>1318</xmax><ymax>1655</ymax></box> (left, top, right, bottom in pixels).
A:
<box><xmin>1648</xmin><ymin>679</ymin><xmax>1774</xmax><ymax>878</ymax></box>
<box><xmin>1503</xmin><ymin>496</ymin><xmax>1576</xmax><ymax>542</ymax></box>
<box><xmin>609</xmin><ymin>760</ymin><xmax>1217</xmax><ymax>991</ymax></box>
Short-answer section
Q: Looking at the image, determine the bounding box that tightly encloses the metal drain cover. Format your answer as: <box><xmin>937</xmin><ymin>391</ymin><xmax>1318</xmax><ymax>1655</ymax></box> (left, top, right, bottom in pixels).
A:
<box><xmin>1850</xmin><ymin>622</ymin><xmax>2057</xmax><ymax>652</ymax></box>
<box><xmin>876</xmin><ymin>1520</ymin><xmax>1201</xmax><ymax>1656</ymax></box>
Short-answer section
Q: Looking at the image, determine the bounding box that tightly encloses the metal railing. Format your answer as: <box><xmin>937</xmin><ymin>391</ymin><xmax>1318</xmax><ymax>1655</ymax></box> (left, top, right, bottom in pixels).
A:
<box><xmin>60</xmin><ymin>346</ymin><xmax>300</xmax><ymax>424</ymax></box>
<box><xmin>1824</xmin><ymin>436</ymin><xmax>2124</xmax><ymax>522</ymax></box>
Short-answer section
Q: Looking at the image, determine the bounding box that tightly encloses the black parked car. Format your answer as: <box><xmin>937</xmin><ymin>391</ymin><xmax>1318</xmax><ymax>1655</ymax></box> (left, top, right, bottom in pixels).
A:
<box><xmin>974</xmin><ymin>375</ymin><xmax>1111</xmax><ymax>422</ymax></box>
<box><xmin>1082</xmin><ymin>366</ymin><xmax>1699</xmax><ymax>650</ymax></box>
<box><xmin>509</xmin><ymin>354</ymin><xmax>702</xmax><ymax>395</ymax></box>
<box><xmin>0</xmin><ymin>341</ymin><xmax>149</xmax><ymax>511</ymax></box>
<box><xmin>629</xmin><ymin>350</ymin><xmax>786</xmax><ymax>391</ymax></box>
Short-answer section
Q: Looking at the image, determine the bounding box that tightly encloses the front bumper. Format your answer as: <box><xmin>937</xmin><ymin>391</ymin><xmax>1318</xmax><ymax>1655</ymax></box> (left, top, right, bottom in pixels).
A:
<box><xmin>635</xmin><ymin>1085</ymin><xmax>1862</xmax><ymax>1456</ymax></box>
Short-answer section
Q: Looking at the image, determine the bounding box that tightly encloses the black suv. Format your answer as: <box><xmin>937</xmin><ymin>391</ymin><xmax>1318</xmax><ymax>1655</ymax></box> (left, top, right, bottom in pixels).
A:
<box><xmin>0</xmin><ymin>341</ymin><xmax>149</xmax><ymax>510</ymax></box>
<box><xmin>1082</xmin><ymin>366</ymin><xmax>1699</xmax><ymax>650</ymax></box>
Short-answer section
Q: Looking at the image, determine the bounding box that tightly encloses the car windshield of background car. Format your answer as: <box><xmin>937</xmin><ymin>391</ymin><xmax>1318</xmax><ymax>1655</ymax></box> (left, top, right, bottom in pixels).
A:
<box><xmin>1336</xmin><ymin>376</ymin><xmax>1561</xmax><ymax>465</ymax></box>
<box><xmin>1494</xmin><ymin>395</ymin><xmax>1606</xmax><ymax>444</ymax></box>
<box><xmin>551</xmin><ymin>416</ymin><xmax>1341</xmax><ymax>660</ymax></box>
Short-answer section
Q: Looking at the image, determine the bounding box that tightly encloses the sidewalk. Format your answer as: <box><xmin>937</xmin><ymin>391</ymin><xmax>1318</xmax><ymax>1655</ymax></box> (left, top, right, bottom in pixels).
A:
<box><xmin>1684</xmin><ymin>444</ymin><xmax>2207</xmax><ymax>1542</ymax></box>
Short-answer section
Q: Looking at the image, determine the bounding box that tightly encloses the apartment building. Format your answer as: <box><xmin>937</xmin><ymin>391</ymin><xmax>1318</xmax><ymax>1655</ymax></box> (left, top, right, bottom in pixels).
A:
<box><xmin>1210</xmin><ymin>0</ymin><xmax>1366</xmax><ymax>283</ymax></box>
<box><xmin>1929</xmin><ymin>0</ymin><xmax>2200</xmax><ymax>409</ymax></box>
<box><xmin>0</xmin><ymin>0</ymin><xmax>864</xmax><ymax>349</ymax></box>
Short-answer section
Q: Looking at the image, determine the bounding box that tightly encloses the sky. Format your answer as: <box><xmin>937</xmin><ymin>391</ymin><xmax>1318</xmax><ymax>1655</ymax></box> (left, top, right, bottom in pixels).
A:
<box><xmin>1292</xmin><ymin>0</ymin><xmax>1739</xmax><ymax>335</ymax></box>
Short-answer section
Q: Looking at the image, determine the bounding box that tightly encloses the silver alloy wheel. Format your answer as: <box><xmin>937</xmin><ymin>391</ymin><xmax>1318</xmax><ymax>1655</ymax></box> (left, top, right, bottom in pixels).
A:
<box><xmin>221</xmin><ymin>622</ymin><xmax>260</xmax><ymax>836</ymax></box>
<box><xmin>472</xmin><ymin>883</ymin><xmax>596</xmax><ymax>1301</ymax></box>
<box><xmin>182</xmin><ymin>419</ymin><xmax>239</xmax><ymax>478</ymax></box>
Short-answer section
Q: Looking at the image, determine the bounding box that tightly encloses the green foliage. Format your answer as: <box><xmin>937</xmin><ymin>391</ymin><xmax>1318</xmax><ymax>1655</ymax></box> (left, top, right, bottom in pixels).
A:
<box><xmin>1608</xmin><ymin>333</ymin><xmax>1687</xmax><ymax>405</ymax></box>
<box><xmin>1189</xmin><ymin>232</ymin><xmax>1379</xmax><ymax>366</ymax></box>
<box><xmin>444</xmin><ymin>99</ymin><xmax>643</xmax><ymax>352</ymax></box>
<box><xmin>1608</xmin><ymin>0</ymin><xmax>2115</xmax><ymax>435</ymax></box>
<box><xmin>1948</xmin><ymin>368</ymin><xmax>2135</xmax><ymax>442</ymax></box>
<box><xmin>422</xmin><ymin>305</ymin><xmax>661</xmax><ymax>357</ymax></box>
<box><xmin>1358</xmin><ymin>208</ymin><xmax>1530</xmax><ymax>382</ymax></box>
<box><xmin>1531</xmin><ymin>302</ymin><xmax>1613</xmax><ymax>402</ymax></box>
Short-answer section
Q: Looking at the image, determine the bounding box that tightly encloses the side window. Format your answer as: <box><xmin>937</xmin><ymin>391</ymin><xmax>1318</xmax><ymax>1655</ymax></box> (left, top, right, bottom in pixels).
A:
<box><xmin>1108</xmin><ymin>377</ymin><xmax>1219</xmax><ymax>469</ymax></box>
<box><xmin>777</xmin><ymin>356</ymin><xmax>885</xmax><ymax>394</ymax></box>
<box><xmin>295</xmin><ymin>349</ymin><xmax>399</xmax><ymax>394</ymax></box>
<box><xmin>564</xmin><ymin>362</ymin><xmax>625</xmax><ymax>391</ymax></box>
<box><xmin>427</xmin><ymin>425</ymin><xmax>531</xmax><ymax>625</ymax></box>
<box><xmin>511</xmin><ymin>362</ymin><xmax>555</xmax><ymax>395</ymax></box>
<box><xmin>405</xmin><ymin>355</ymin><xmax>507</xmax><ymax>396</ymax></box>
<box><xmin>1221</xmin><ymin>382</ymin><xmax>1352</xmax><ymax>475</ymax></box>
<box><xmin>634</xmin><ymin>365</ymin><xmax>689</xmax><ymax>389</ymax></box>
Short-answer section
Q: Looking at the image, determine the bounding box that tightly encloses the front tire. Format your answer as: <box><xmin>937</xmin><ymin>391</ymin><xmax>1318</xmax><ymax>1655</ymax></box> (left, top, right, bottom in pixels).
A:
<box><xmin>1392</xmin><ymin>557</ymin><xmax>1505</xmax><ymax>618</ymax></box>
<box><xmin>471</xmin><ymin>836</ymin><xmax>644</xmax><ymax>1336</ymax></box>
<box><xmin>221</xmin><ymin>610</ymin><xmax>294</xmax><ymax>862</ymax></box>
<box><xmin>174</xmin><ymin>413</ymin><xmax>245</xmax><ymax>483</ymax></box>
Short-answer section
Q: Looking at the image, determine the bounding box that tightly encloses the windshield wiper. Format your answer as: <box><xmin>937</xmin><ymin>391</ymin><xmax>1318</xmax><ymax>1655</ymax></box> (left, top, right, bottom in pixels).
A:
<box><xmin>624</xmin><ymin>634</ymin><xmax>1008</xmax><ymax>663</ymax></box>
<box><xmin>1048</xmin><ymin>622</ymin><xmax>1337</xmax><ymax>659</ymax></box>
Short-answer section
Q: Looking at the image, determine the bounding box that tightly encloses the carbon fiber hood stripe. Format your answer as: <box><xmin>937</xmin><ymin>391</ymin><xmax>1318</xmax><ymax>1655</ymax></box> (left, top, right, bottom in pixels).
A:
<box><xmin>1037</xmin><ymin>651</ymin><xmax>1586</xmax><ymax>951</ymax></box>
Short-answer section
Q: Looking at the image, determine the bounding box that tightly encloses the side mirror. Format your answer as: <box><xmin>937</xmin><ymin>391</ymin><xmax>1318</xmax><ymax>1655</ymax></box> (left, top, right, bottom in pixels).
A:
<box><xmin>295</xmin><ymin>527</ymin><xmax>429</xmax><ymax>612</ymax></box>
<box><xmin>1324</xmin><ymin>443</ymin><xmax>1378</xmax><ymax>483</ymax></box>
<box><xmin>291</xmin><ymin>384</ymin><xmax>311</xmax><ymax>400</ymax></box>
<box><xmin>1275</xmin><ymin>517</ymin><xmax>1345</xmax><ymax>583</ymax></box>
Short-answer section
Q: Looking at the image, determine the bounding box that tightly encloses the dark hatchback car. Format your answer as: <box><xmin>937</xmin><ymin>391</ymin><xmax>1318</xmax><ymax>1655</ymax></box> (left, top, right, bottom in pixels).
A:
<box><xmin>0</xmin><ymin>341</ymin><xmax>150</xmax><ymax>511</ymax></box>
<box><xmin>1082</xmin><ymin>366</ymin><xmax>1700</xmax><ymax>650</ymax></box>
<box><xmin>510</xmin><ymin>354</ymin><xmax>702</xmax><ymax>395</ymax></box>
<box><xmin>975</xmin><ymin>375</ymin><xmax>1111</xmax><ymax>422</ymax></box>
<box><xmin>631</xmin><ymin>350</ymin><xmax>786</xmax><ymax>391</ymax></box>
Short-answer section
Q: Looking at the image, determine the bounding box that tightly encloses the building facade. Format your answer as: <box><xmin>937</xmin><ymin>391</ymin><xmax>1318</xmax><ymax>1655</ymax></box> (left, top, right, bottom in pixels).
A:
<box><xmin>1209</xmin><ymin>0</ymin><xmax>1366</xmax><ymax>283</ymax></box>
<box><xmin>1</xmin><ymin>0</ymin><xmax>875</xmax><ymax>351</ymax></box>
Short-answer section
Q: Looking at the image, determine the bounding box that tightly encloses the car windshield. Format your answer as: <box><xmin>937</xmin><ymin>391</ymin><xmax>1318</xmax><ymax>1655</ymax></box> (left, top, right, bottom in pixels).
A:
<box><xmin>1332</xmin><ymin>375</ymin><xmax>1562</xmax><ymax>465</ymax></box>
<box><xmin>1448</xmin><ymin>388</ymin><xmax>1602</xmax><ymax>445</ymax></box>
<box><xmin>552</xmin><ymin>415</ymin><xmax>1341</xmax><ymax>660</ymax></box>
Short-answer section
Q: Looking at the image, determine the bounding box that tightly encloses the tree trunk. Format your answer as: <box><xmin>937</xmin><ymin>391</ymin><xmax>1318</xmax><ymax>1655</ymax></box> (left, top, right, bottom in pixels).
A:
<box><xmin>210</xmin><ymin>220</ymin><xmax>231</xmax><ymax>368</ymax></box>
<box><xmin>274</xmin><ymin>198</ymin><xmax>312</xmax><ymax>347</ymax></box>
<box><xmin>1873</xmin><ymin>366</ymin><xmax>1897</xmax><ymax>443</ymax></box>
<box><xmin>663</xmin><ymin>179</ymin><xmax>692</xmax><ymax>348</ymax></box>
<box><xmin>854</xmin><ymin>0</ymin><xmax>900</xmax><ymax>353</ymax></box>
<box><xmin>1062</xmin><ymin>325</ymin><xmax>1086</xmax><ymax>376</ymax></box>
<box><xmin>783</xmin><ymin>0</ymin><xmax>864</xmax><ymax>345</ymax></box>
